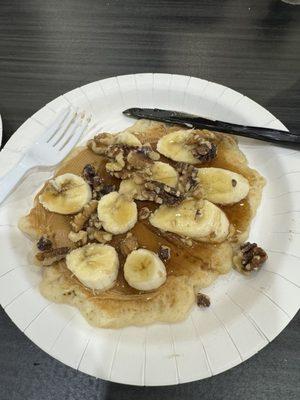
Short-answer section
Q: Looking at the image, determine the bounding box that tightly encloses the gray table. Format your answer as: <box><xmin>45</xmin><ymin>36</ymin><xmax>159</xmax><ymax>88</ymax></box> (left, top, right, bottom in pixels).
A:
<box><xmin>0</xmin><ymin>1</ymin><xmax>299</xmax><ymax>399</ymax></box>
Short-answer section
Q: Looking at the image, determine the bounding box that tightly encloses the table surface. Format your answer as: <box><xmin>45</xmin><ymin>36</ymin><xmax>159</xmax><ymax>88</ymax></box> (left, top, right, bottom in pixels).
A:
<box><xmin>0</xmin><ymin>0</ymin><xmax>299</xmax><ymax>399</ymax></box>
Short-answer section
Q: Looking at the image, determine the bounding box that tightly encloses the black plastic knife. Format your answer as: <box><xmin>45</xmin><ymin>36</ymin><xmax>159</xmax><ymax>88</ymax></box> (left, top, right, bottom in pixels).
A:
<box><xmin>123</xmin><ymin>108</ymin><xmax>300</xmax><ymax>146</ymax></box>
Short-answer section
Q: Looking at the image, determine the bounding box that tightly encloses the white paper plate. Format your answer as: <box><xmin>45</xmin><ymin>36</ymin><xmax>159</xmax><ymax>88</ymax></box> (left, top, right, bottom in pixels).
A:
<box><xmin>0</xmin><ymin>74</ymin><xmax>299</xmax><ymax>386</ymax></box>
<box><xmin>0</xmin><ymin>114</ymin><xmax>2</xmax><ymax>146</ymax></box>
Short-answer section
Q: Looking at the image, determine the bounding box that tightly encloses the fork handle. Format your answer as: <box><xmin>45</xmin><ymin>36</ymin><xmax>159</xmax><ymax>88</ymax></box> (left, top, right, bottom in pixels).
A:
<box><xmin>0</xmin><ymin>159</ymin><xmax>32</xmax><ymax>205</ymax></box>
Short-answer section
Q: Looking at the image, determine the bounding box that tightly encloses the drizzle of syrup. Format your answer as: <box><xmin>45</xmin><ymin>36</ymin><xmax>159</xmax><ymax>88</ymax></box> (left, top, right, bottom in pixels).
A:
<box><xmin>28</xmin><ymin>138</ymin><xmax>251</xmax><ymax>297</ymax></box>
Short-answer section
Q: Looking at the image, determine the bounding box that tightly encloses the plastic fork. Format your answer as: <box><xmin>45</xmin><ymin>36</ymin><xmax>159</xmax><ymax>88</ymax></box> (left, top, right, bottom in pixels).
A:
<box><xmin>0</xmin><ymin>107</ymin><xmax>91</xmax><ymax>205</ymax></box>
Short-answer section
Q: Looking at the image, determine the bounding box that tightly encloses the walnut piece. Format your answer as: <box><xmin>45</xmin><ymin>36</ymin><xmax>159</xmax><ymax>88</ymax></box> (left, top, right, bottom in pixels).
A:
<box><xmin>240</xmin><ymin>242</ymin><xmax>268</xmax><ymax>272</ymax></box>
<box><xmin>158</xmin><ymin>245</ymin><xmax>171</xmax><ymax>261</ymax></box>
<box><xmin>105</xmin><ymin>144</ymin><xmax>159</xmax><ymax>181</ymax></box>
<box><xmin>120</xmin><ymin>232</ymin><xmax>139</xmax><ymax>256</ymax></box>
<box><xmin>68</xmin><ymin>230</ymin><xmax>88</xmax><ymax>245</ymax></box>
<box><xmin>36</xmin><ymin>236</ymin><xmax>52</xmax><ymax>251</ymax></box>
<box><xmin>35</xmin><ymin>247</ymin><xmax>70</xmax><ymax>266</ymax></box>
<box><xmin>87</xmin><ymin>228</ymin><xmax>112</xmax><ymax>243</ymax></box>
<box><xmin>127</xmin><ymin>148</ymin><xmax>154</xmax><ymax>170</ymax></box>
<box><xmin>88</xmin><ymin>213</ymin><xmax>102</xmax><ymax>229</ymax></box>
<box><xmin>138</xmin><ymin>207</ymin><xmax>151</xmax><ymax>220</ymax></box>
<box><xmin>141</xmin><ymin>181</ymin><xmax>184</xmax><ymax>206</ymax></box>
<box><xmin>71</xmin><ymin>200</ymin><xmax>98</xmax><ymax>232</ymax></box>
<box><xmin>192</xmin><ymin>140</ymin><xmax>217</xmax><ymax>163</ymax></box>
<box><xmin>87</xmin><ymin>132</ymin><xmax>115</xmax><ymax>155</ymax></box>
<box><xmin>197</xmin><ymin>293</ymin><xmax>211</xmax><ymax>307</ymax></box>
<box><xmin>234</xmin><ymin>242</ymin><xmax>268</xmax><ymax>273</ymax></box>
<box><xmin>186</xmin><ymin>134</ymin><xmax>217</xmax><ymax>163</ymax></box>
<box><xmin>176</xmin><ymin>162</ymin><xmax>199</xmax><ymax>193</ymax></box>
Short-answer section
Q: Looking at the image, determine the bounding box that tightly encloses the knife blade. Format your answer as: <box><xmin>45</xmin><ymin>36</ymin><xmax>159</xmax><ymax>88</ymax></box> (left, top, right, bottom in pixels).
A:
<box><xmin>123</xmin><ymin>107</ymin><xmax>300</xmax><ymax>146</ymax></box>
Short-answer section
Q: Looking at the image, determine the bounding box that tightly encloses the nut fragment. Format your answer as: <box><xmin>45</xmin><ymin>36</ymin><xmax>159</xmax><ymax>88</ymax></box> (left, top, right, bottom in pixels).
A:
<box><xmin>105</xmin><ymin>144</ymin><xmax>159</xmax><ymax>181</ymax></box>
<box><xmin>158</xmin><ymin>245</ymin><xmax>171</xmax><ymax>262</ymax></box>
<box><xmin>82</xmin><ymin>164</ymin><xmax>97</xmax><ymax>186</ymax></box>
<box><xmin>234</xmin><ymin>242</ymin><xmax>268</xmax><ymax>273</ymax></box>
<box><xmin>138</xmin><ymin>207</ymin><xmax>151</xmax><ymax>220</ymax></box>
<box><xmin>197</xmin><ymin>293</ymin><xmax>211</xmax><ymax>307</ymax></box>
<box><xmin>88</xmin><ymin>213</ymin><xmax>102</xmax><ymax>229</ymax></box>
<box><xmin>87</xmin><ymin>132</ymin><xmax>115</xmax><ymax>155</ymax></box>
<box><xmin>186</xmin><ymin>134</ymin><xmax>217</xmax><ymax>163</ymax></box>
<box><xmin>142</xmin><ymin>181</ymin><xmax>184</xmax><ymax>206</ymax></box>
<box><xmin>71</xmin><ymin>200</ymin><xmax>98</xmax><ymax>232</ymax></box>
<box><xmin>36</xmin><ymin>236</ymin><xmax>52</xmax><ymax>251</ymax></box>
<box><xmin>120</xmin><ymin>232</ymin><xmax>139</xmax><ymax>256</ymax></box>
<box><xmin>87</xmin><ymin>228</ymin><xmax>112</xmax><ymax>243</ymax></box>
<box><xmin>68</xmin><ymin>230</ymin><xmax>88</xmax><ymax>245</ymax></box>
<box><xmin>192</xmin><ymin>140</ymin><xmax>217</xmax><ymax>163</ymax></box>
<box><xmin>127</xmin><ymin>148</ymin><xmax>153</xmax><ymax>170</ymax></box>
<box><xmin>240</xmin><ymin>242</ymin><xmax>268</xmax><ymax>272</ymax></box>
<box><xmin>35</xmin><ymin>247</ymin><xmax>70</xmax><ymax>266</ymax></box>
<box><xmin>176</xmin><ymin>162</ymin><xmax>199</xmax><ymax>193</ymax></box>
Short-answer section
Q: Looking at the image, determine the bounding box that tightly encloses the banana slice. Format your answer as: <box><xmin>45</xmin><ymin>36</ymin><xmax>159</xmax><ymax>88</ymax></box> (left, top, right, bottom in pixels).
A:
<box><xmin>124</xmin><ymin>249</ymin><xmax>167</xmax><ymax>291</ymax></box>
<box><xmin>150</xmin><ymin>199</ymin><xmax>229</xmax><ymax>242</ymax></box>
<box><xmin>97</xmin><ymin>191</ymin><xmax>137</xmax><ymax>234</ymax></box>
<box><xmin>115</xmin><ymin>131</ymin><xmax>142</xmax><ymax>147</ymax></box>
<box><xmin>119</xmin><ymin>179</ymin><xmax>143</xmax><ymax>199</ymax></box>
<box><xmin>39</xmin><ymin>173</ymin><xmax>92</xmax><ymax>215</ymax></box>
<box><xmin>119</xmin><ymin>161</ymin><xmax>178</xmax><ymax>200</ymax></box>
<box><xmin>197</xmin><ymin>167</ymin><xmax>250</xmax><ymax>205</ymax></box>
<box><xmin>66</xmin><ymin>243</ymin><xmax>119</xmax><ymax>291</ymax></box>
<box><xmin>157</xmin><ymin>129</ymin><xmax>199</xmax><ymax>164</ymax></box>
<box><xmin>151</xmin><ymin>161</ymin><xmax>178</xmax><ymax>187</ymax></box>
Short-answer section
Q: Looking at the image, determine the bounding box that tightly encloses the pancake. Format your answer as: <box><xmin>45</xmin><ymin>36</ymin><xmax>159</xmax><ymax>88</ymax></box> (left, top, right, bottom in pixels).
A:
<box><xmin>18</xmin><ymin>120</ymin><xmax>265</xmax><ymax>328</ymax></box>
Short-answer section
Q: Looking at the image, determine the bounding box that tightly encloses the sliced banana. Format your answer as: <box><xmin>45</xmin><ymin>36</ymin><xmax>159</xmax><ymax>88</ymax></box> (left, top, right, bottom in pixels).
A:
<box><xmin>150</xmin><ymin>161</ymin><xmax>178</xmax><ymax>187</ymax></box>
<box><xmin>157</xmin><ymin>129</ymin><xmax>199</xmax><ymax>164</ymax></box>
<box><xmin>150</xmin><ymin>199</ymin><xmax>229</xmax><ymax>242</ymax></box>
<box><xmin>66</xmin><ymin>243</ymin><xmax>119</xmax><ymax>291</ymax></box>
<box><xmin>124</xmin><ymin>249</ymin><xmax>167</xmax><ymax>291</ymax></box>
<box><xmin>196</xmin><ymin>167</ymin><xmax>250</xmax><ymax>205</ymax></box>
<box><xmin>39</xmin><ymin>173</ymin><xmax>92</xmax><ymax>215</ymax></box>
<box><xmin>97</xmin><ymin>191</ymin><xmax>137</xmax><ymax>234</ymax></box>
<box><xmin>119</xmin><ymin>161</ymin><xmax>178</xmax><ymax>200</ymax></box>
<box><xmin>115</xmin><ymin>131</ymin><xmax>142</xmax><ymax>147</ymax></box>
<box><xmin>119</xmin><ymin>179</ymin><xmax>143</xmax><ymax>199</ymax></box>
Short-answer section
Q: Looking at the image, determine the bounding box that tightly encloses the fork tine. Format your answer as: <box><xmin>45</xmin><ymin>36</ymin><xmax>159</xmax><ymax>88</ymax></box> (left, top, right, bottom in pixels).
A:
<box><xmin>58</xmin><ymin>118</ymin><xmax>89</xmax><ymax>157</ymax></box>
<box><xmin>49</xmin><ymin>110</ymin><xmax>78</xmax><ymax>146</ymax></box>
<box><xmin>38</xmin><ymin>107</ymin><xmax>71</xmax><ymax>143</ymax></box>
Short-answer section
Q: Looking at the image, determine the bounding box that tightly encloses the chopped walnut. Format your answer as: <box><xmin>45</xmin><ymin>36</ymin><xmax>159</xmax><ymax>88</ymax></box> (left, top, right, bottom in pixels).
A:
<box><xmin>87</xmin><ymin>228</ymin><xmax>112</xmax><ymax>243</ymax></box>
<box><xmin>68</xmin><ymin>230</ymin><xmax>88</xmax><ymax>245</ymax></box>
<box><xmin>120</xmin><ymin>232</ymin><xmax>139</xmax><ymax>256</ymax></box>
<box><xmin>186</xmin><ymin>133</ymin><xmax>217</xmax><ymax>163</ymax></box>
<box><xmin>127</xmin><ymin>148</ymin><xmax>154</xmax><ymax>170</ymax></box>
<box><xmin>105</xmin><ymin>144</ymin><xmax>159</xmax><ymax>181</ymax></box>
<box><xmin>192</xmin><ymin>140</ymin><xmax>217</xmax><ymax>163</ymax></box>
<box><xmin>197</xmin><ymin>293</ymin><xmax>210</xmax><ymax>307</ymax></box>
<box><xmin>106</xmin><ymin>146</ymin><xmax>126</xmax><ymax>172</ymax></box>
<box><xmin>35</xmin><ymin>247</ymin><xmax>70</xmax><ymax>266</ymax></box>
<box><xmin>158</xmin><ymin>245</ymin><xmax>171</xmax><ymax>261</ymax></box>
<box><xmin>176</xmin><ymin>162</ymin><xmax>198</xmax><ymax>193</ymax></box>
<box><xmin>82</xmin><ymin>164</ymin><xmax>97</xmax><ymax>185</ymax></box>
<box><xmin>139</xmin><ymin>207</ymin><xmax>151</xmax><ymax>220</ymax></box>
<box><xmin>82</xmin><ymin>164</ymin><xmax>115</xmax><ymax>200</ymax></box>
<box><xmin>234</xmin><ymin>242</ymin><xmax>268</xmax><ymax>273</ymax></box>
<box><xmin>141</xmin><ymin>181</ymin><xmax>184</xmax><ymax>206</ymax></box>
<box><xmin>88</xmin><ymin>213</ymin><xmax>102</xmax><ymax>229</ymax></box>
<box><xmin>71</xmin><ymin>200</ymin><xmax>98</xmax><ymax>232</ymax></box>
<box><xmin>36</xmin><ymin>236</ymin><xmax>52</xmax><ymax>251</ymax></box>
<box><xmin>87</xmin><ymin>132</ymin><xmax>115</xmax><ymax>155</ymax></box>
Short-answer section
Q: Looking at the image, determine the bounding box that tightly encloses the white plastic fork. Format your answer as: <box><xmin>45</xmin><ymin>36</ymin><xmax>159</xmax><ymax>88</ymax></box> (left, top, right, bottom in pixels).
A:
<box><xmin>0</xmin><ymin>107</ymin><xmax>91</xmax><ymax>205</ymax></box>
